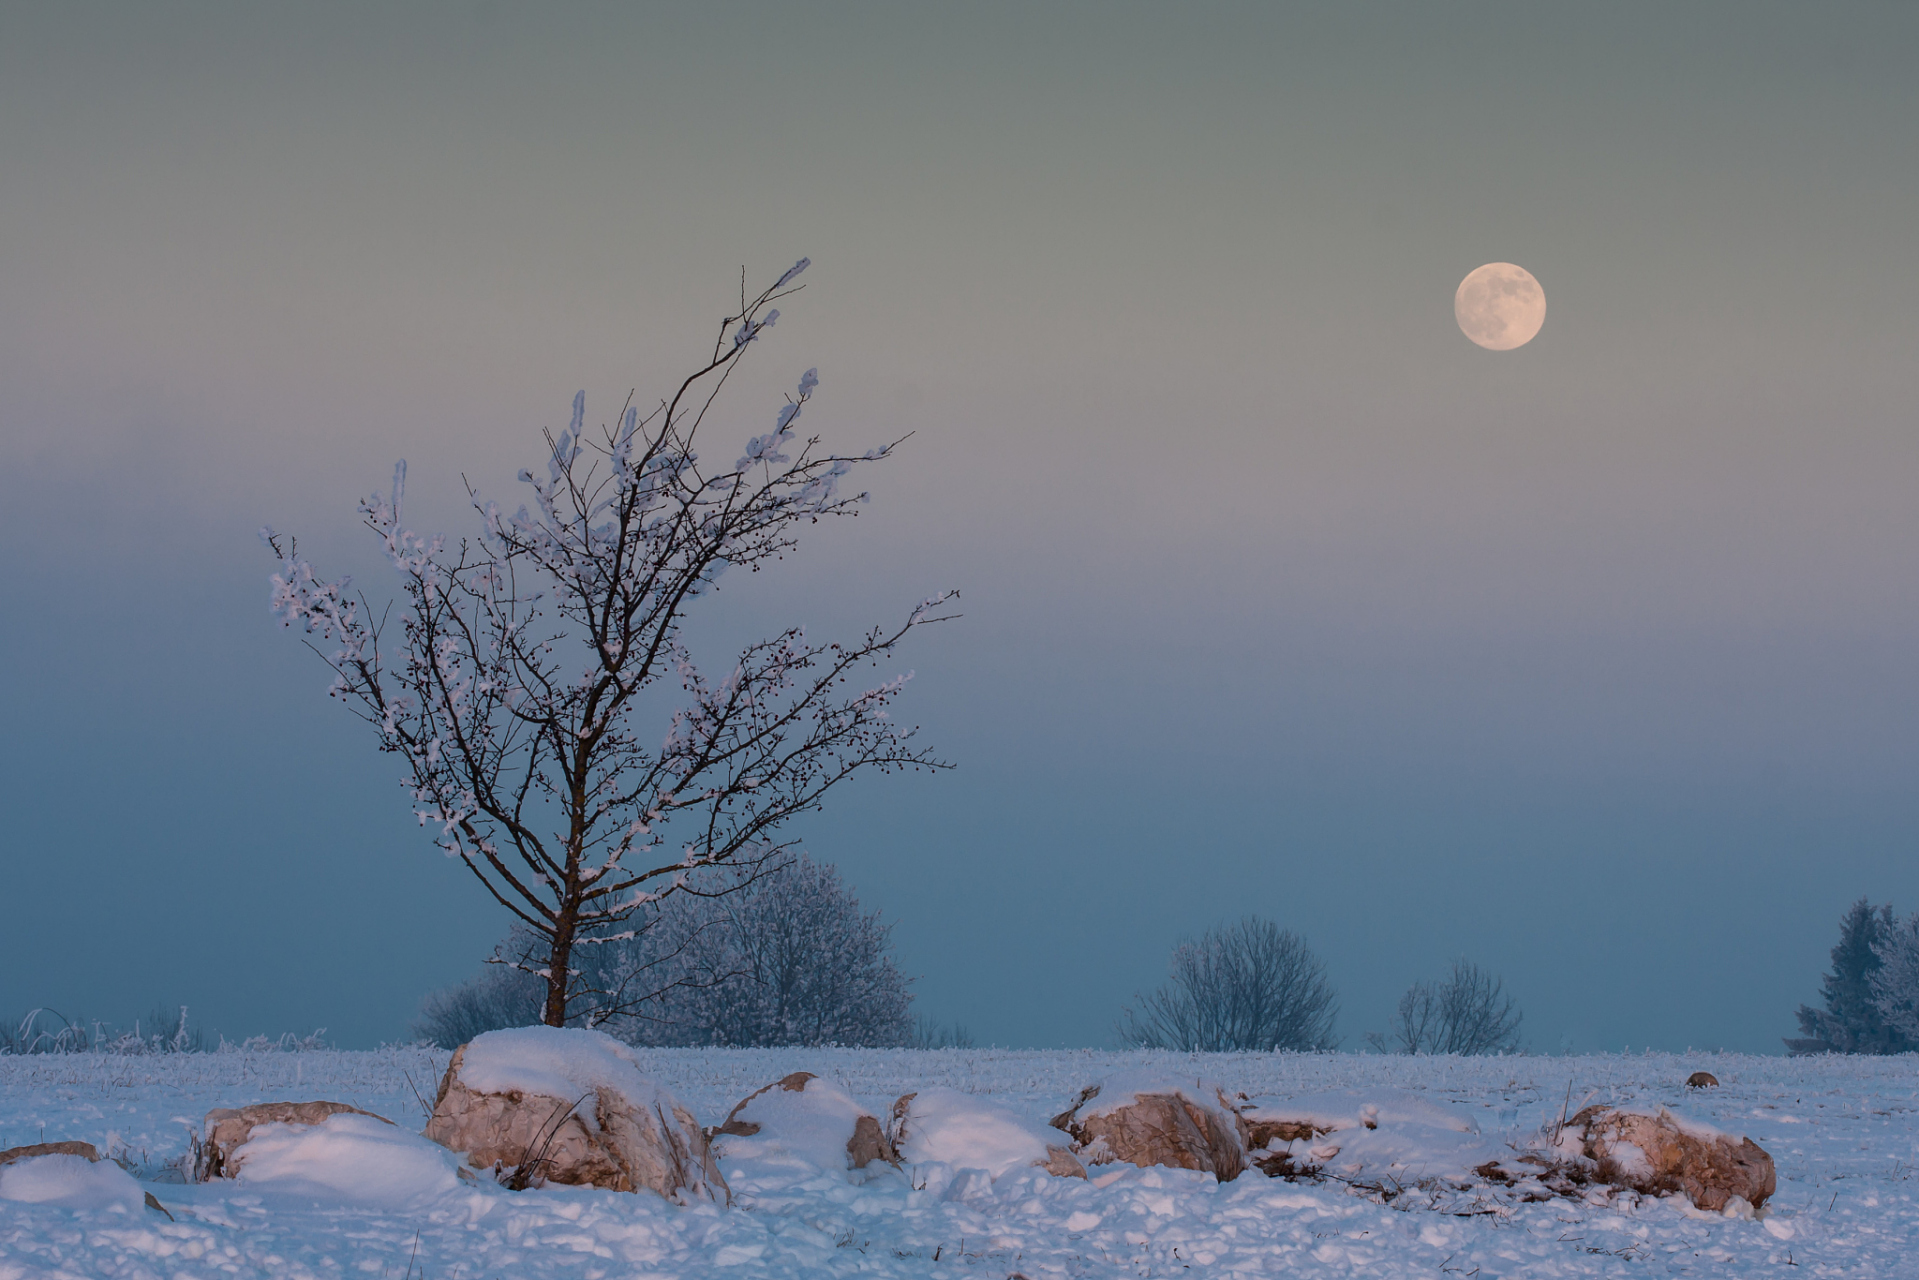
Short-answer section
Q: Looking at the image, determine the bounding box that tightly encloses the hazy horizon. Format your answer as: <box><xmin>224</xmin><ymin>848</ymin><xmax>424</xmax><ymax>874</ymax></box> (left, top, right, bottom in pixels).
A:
<box><xmin>3</xmin><ymin>1</ymin><xmax>1917</xmax><ymax>1053</ymax></box>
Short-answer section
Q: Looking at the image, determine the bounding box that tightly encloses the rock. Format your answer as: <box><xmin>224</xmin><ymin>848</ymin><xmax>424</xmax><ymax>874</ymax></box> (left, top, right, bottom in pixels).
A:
<box><xmin>889</xmin><ymin>1088</ymin><xmax>1085</xmax><ymax>1179</ymax></box>
<box><xmin>1686</xmin><ymin>1072</ymin><xmax>1720</xmax><ymax>1088</ymax></box>
<box><xmin>197</xmin><ymin>1102</ymin><xmax>392</xmax><ymax>1181</ymax></box>
<box><xmin>1037</xmin><ymin>1144</ymin><xmax>1090</xmax><ymax>1178</ymax></box>
<box><xmin>0</xmin><ymin>1141</ymin><xmax>172</xmax><ymax>1216</ymax></box>
<box><xmin>1236</xmin><ymin>1089</ymin><xmax>1485</xmax><ymax>1182</ymax></box>
<box><xmin>712</xmin><ymin>1071</ymin><xmax>898</xmax><ymax>1170</ymax></box>
<box><xmin>0</xmin><ymin>1141</ymin><xmax>101</xmax><ymax>1168</ymax></box>
<box><xmin>1569</xmin><ymin>1106</ymin><xmax>1775</xmax><ymax>1211</ymax></box>
<box><xmin>1050</xmin><ymin>1077</ymin><xmax>1247</xmax><ymax>1182</ymax></box>
<box><xmin>424</xmin><ymin>1026</ymin><xmax>725</xmax><ymax>1201</ymax></box>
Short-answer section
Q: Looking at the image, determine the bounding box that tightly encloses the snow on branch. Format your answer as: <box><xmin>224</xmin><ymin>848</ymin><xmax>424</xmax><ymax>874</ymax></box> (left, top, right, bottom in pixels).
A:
<box><xmin>265</xmin><ymin>260</ymin><xmax>953</xmax><ymax>1028</ymax></box>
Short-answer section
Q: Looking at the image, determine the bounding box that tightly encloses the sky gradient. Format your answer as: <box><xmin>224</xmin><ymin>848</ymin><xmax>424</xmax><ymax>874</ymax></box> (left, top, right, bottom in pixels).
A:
<box><xmin>3</xmin><ymin>1</ymin><xmax>1917</xmax><ymax>1052</ymax></box>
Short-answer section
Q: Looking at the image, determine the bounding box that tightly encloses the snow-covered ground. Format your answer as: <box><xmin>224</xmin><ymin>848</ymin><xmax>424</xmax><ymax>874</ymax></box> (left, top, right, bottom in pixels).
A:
<box><xmin>1</xmin><ymin>1046</ymin><xmax>1913</xmax><ymax>1278</ymax></box>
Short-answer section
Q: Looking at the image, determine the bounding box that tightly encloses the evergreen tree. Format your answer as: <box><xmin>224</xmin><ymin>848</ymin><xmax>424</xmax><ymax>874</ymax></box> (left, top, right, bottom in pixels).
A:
<box><xmin>1791</xmin><ymin>898</ymin><xmax>1914</xmax><ymax>1054</ymax></box>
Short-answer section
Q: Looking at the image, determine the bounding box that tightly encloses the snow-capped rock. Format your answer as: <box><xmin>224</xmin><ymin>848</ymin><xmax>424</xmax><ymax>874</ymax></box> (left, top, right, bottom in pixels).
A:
<box><xmin>425</xmin><ymin>1025</ymin><xmax>725</xmax><ymax>1200</ymax></box>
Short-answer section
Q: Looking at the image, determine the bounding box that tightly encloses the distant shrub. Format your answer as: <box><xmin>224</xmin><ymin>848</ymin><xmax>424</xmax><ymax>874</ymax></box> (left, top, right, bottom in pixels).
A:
<box><xmin>1118</xmin><ymin>917</ymin><xmax>1340</xmax><ymax>1052</ymax></box>
<box><xmin>416</xmin><ymin>855</ymin><xmax>915</xmax><ymax>1049</ymax></box>
<box><xmin>413</xmin><ymin>966</ymin><xmax>545</xmax><ymax>1050</ymax></box>
<box><xmin>909</xmin><ymin>1016</ymin><xmax>976</xmax><ymax>1049</ymax></box>
<box><xmin>1371</xmin><ymin>960</ymin><xmax>1523</xmax><ymax>1056</ymax></box>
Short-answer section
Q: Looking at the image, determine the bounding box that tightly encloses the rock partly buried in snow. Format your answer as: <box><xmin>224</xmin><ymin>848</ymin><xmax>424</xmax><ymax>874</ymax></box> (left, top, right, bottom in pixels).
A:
<box><xmin>1238</xmin><ymin>1089</ymin><xmax>1488</xmax><ymax>1182</ymax></box>
<box><xmin>1051</xmin><ymin>1076</ymin><xmax>1246</xmax><ymax>1181</ymax></box>
<box><xmin>228</xmin><ymin>1112</ymin><xmax>468</xmax><ymax>1207</ymax></box>
<box><xmin>0</xmin><ymin>1142</ymin><xmax>172</xmax><ymax>1216</ymax></box>
<box><xmin>0</xmin><ymin>1141</ymin><xmax>104</xmax><ymax>1168</ymax></box>
<box><xmin>711</xmin><ymin>1071</ymin><xmax>897</xmax><ymax>1172</ymax></box>
<box><xmin>890</xmin><ymin>1087</ymin><xmax>1086</xmax><ymax>1179</ymax></box>
<box><xmin>425</xmin><ymin>1026</ymin><xmax>725</xmax><ymax>1201</ymax></box>
<box><xmin>1569</xmin><ymin>1105</ymin><xmax>1774</xmax><ymax>1212</ymax></box>
<box><xmin>1686</xmin><ymin>1071</ymin><xmax>1720</xmax><ymax>1089</ymax></box>
<box><xmin>197</xmin><ymin>1101</ymin><xmax>393</xmax><ymax>1181</ymax></box>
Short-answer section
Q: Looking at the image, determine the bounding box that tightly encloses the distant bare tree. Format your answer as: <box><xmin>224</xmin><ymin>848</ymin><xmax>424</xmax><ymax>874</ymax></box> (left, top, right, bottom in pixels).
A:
<box><xmin>265</xmin><ymin>260</ymin><xmax>953</xmax><ymax>1028</ymax></box>
<box><xmin>413</xmin><ymin>966</ymin><xmax>543</xmax><ymax>1050</ymax></box>
<box><xmin>909</xmin><ymin>1015</ymin><xmax>976</xmax><ymax>1049</ymax></box>
<box><xmin>416</xmin><ymin>854</ymin><xmax>913</xmax><ymax>1048</ymax></box>
<box><xmin>1119</xmin><ymin>917</ymin><xmax>1339</xmax><ymax>1052</ymax></box>
<box><xmin>658</xmin><ymin>856</ymin><xmax>913</xmax><ymax>1047</ymax></box>
<box><xmin>1373</xmin><ymin>959</ymin><xmax>1522</xmax><ymax>1055</ymax></box>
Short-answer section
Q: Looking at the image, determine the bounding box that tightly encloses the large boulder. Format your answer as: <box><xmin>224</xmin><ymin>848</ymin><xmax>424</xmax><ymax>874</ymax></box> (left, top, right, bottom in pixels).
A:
<box><xmin>1568</xmin><ymin>1106</ymin><xmax>1775</xmax><ymax>1212</ymax></box>
<box><xmin>1050</xmin><ymin>1076</ymin><xmax>1247</xmax><ymax>1181</ymax></box>
<box><xmin>889</xmin><ymin>1087</ymin><xmax>1086</xmax><ymax>1180</ymax></box>
<box><xmin>196</xmin><ymin>1102</ymin><xmax>392</xmax><ymax>1181</ymax></box>
<box><xmin>712</xmin><ymin>1071</ymin><xmax>897</xmax><ymax>1171</ymax></box>
<box><xmin>424</xmin><ymin>1025</ymin><xmax>725</xmax><ymax>1201</ymax></box>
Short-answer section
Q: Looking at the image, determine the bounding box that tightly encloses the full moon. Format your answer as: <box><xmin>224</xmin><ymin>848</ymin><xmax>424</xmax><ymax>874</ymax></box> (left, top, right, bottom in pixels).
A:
<box><xmin>1455</xmin><ymin>262</ymin><xmax>1546</xmax><ymax>350</ymax></box>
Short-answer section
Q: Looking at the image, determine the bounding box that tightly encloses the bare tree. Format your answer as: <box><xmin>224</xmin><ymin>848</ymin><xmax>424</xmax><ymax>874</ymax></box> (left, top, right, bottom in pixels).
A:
<box><xmin>413</xmin><ymin>966</ymin><xmax>543</xmax><ymax>1050</ymax></box>
<box><xmin>909</xmin><ymin>1016</ymin><xmax>976</xmax><ymax>1049</ymax></box>
<box><xmin>1373</xmin><ymin>959</ymin><xmax>1523</xmax><ymax>1055</ymax></box>
<box><xmin>1119</xmin><ymin>917</ymin><xmax>1339</xmax><ymax>1052</ymax></box>
<box><xmin>415</xmin><ymin>854</ymin><xmax>913</xmax><ymax>1047</ymax></box>
<box><xmin>649</xmin><ymin>854</ymin><xmax>914</xmax><ymax>1046</ymax></box>
<box><xmin>266</xmin><ymin>260</ymin><xmax>953</xmax><ymax>1027</ymax></box>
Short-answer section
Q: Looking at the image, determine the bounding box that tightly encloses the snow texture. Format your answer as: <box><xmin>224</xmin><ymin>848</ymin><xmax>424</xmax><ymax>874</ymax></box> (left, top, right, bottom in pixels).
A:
<box><xmin>1077</xmin><ymin>1071</ymin><xmax>1235</xmax><ymax>1119</ymax></box>
<box><xmin>230</xmin><ymin>1113</ymin><xmax>466</xmax><ymax>1207</ymax></box>
<box><xmin>1243</xmin><ymin>1088</ymin><xmax>1506</xmax><ymax>1186</ymax></box>
<box><xmin>0</xmin><ymin>1154</ymin><xmax>147</xmax><ymax>1215</ymax></box>
<box><xmin>712</xmin><ymin>1076</ymin><xmax>874</xmax><ymax>1173</ymax></box>
<box><xmin>893</xmin><ymin>1087</ymin><xmax>1073</xmax><ymax>1178</ymax></box>
<box><xmin>1242</xmin><ymin>1087</ymin><xmax>1480</xmax><ymax>1135</ymax></box>
<box><xmin>457</xmin><ymin>1025</ymin><xmax>669</xmax><ymax>1121</ymax></box>
<box><xmin>0</xmin><ymin>1044</ymin><xmax>1913</xmax><ymax>1278</ymax></box>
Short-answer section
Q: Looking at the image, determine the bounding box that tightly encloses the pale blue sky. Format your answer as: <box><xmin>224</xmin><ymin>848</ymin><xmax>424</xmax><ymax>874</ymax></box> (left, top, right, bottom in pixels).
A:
<box><xmin>3</xmin><ymin>1</ymin><xmax>1917</xmax><ymax>1050</ymax></box>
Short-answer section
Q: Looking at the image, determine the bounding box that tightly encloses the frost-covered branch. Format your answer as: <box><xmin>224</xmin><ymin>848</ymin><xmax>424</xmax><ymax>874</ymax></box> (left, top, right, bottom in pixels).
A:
<box><xmin>266</xmin><ymin>260</ymin><xmax>953</xmax><ymax>1027</ymax></box>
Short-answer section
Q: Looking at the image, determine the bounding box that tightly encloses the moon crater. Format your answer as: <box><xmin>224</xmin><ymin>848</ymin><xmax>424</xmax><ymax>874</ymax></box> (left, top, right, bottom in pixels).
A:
<box><xmin>1455</xmin><ymin>262</ymin><xmax>1546</xmax><ymax>350</ymax></box>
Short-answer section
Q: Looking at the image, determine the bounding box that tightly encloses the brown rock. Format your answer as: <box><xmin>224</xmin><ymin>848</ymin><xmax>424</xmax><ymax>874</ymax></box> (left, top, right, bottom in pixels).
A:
<box><xmin>0</xmin><ymin>1141</ymin><xmax>102</xmax><ymax>1168</ymax></box>
<box><xmin>713</xmin><ymin>1071</ymin><xmax>898</xmax><ymax>1169</ymax></box>
<box><xmin>1237</xmin><ymin>1114</ymin><xmax>1336</xmax><ymax>1178</ymax></box>
<box><xmin>1039</xmin><ymin>1144</ymin><xmax>1089</xmax><ymax>1179</ymax></box>
<box><xmin>1243</xmin><ymin>1116</ymin><xmax>1335</xmax><ymax>1148</ymax></box>
<box><xmin>1570</xmin><ymin>1105</ymin><xmax>1775</xmax><ymax>1211</ymax></box>
<box><xmin>1051</xmin><ymin>1082</ymin><xmax>1248</xmax><ymax>1182</ymax></box>
<box><xmin>1686</xmin><ymin>1072</ymin><xmax>1720</xmax><ymax>1089</ymax></box>
<box><xmin>848</xmin><ymin>1115</ymin><xmax>895</xmax><ymax>1169</ymax></box>
<box><xmin>197</xmin><ymin>1102</ymin><xmax>392</xmax><ymax>1180</ymax></box>
<box><xmin>424</xmin><ymin>1043</ymin><xmax>725</xmax><ymax>1200</ymax></box>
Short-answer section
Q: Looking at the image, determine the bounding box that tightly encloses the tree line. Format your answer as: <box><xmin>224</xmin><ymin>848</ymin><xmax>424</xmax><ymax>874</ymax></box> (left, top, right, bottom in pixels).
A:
<box><xmin>419</xmin><ymin>907</ymin><xmax>1523</xmax><ymax>1055</ymax></box>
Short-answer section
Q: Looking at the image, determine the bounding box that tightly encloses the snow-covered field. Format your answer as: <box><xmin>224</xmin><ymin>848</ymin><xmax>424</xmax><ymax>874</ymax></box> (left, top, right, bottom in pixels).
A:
<box><xmin>2</xmin><ymin>1046</ymin><xmax>1914</xmax><ymax>1278</ymax></box>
